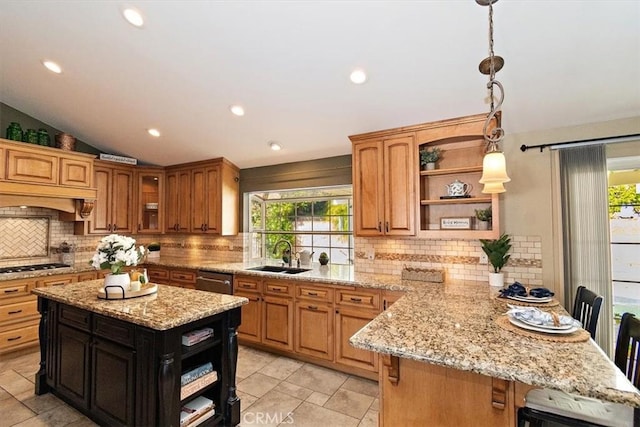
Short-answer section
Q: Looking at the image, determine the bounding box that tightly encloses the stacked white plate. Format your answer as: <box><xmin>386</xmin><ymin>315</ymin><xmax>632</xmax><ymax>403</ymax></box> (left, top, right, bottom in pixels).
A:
<box><xmin>507</xmin><ymin>306</ymin><xmax>582</xmax><ymax>335</ymax></box>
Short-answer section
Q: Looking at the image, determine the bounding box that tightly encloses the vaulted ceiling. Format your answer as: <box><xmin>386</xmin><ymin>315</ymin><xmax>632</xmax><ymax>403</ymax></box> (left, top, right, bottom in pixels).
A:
<box><xmin>1</xmin><ymin>1</ymin><xmax>638</xmax><ymax>168</ymax></box>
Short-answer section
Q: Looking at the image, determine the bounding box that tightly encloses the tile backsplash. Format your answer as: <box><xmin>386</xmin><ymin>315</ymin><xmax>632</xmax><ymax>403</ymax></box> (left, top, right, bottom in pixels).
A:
<box><xmin>0</xmin><ymin>207</ymin><xmax>543</xmax><ymax>286</ymax></box>
<box><xmin>0</xmin><ymin>215</ymin><xmax>50</xmax><ymax>260</ymax></box>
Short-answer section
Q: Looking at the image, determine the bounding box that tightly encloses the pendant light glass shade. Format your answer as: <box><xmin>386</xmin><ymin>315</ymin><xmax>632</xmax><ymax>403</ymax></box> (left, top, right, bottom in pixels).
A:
<box><xmin>482</xmin><ymin>181</ymin><xmax>506</xmax><ymax>194</ymax></box>
<box><xmin>479</xmin><ymin>148</ymin><xmax>510</xmax><ymax>185</ymax></box>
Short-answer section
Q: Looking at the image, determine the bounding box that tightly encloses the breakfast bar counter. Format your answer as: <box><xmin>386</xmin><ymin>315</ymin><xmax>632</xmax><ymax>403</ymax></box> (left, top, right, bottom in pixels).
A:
<box><xmin>350</xmin><ymin>281</ymin><xmax>639</xmax><ymax>426</ymax></box>
<box><xmin>32</xmin><ymin>281</ymin><xmax>248</xmax><ymax>427</ymax></box>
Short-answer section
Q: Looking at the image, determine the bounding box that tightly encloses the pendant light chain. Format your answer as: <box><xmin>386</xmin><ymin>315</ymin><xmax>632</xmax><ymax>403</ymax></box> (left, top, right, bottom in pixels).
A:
<box><xmin>488</xmin><ymin>1</ymin><xmax>495</xmax><ymax>111</ymax></box>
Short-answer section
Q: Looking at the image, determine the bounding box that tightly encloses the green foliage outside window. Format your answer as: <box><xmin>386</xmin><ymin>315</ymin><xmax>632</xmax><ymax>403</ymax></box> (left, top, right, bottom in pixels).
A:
<box><xmin>609</xmin><ymin>185</ymin><xmax>640</xmax><ymax>216</ymax></box>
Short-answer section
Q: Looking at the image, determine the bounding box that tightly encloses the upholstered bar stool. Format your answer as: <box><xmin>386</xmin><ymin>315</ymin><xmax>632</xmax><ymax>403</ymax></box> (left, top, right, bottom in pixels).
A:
<box><xmin>518</xmin><ymin>313</ymin><xmax>640</xmax><ymax>427</ymax></box>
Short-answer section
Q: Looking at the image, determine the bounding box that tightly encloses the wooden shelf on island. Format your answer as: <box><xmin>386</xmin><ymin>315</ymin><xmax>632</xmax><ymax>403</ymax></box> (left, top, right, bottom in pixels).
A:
<box><xmin>420</xmin><ymin>197</ymin><xmax>492</xmax><ymax>206</ymax></box>
<box><xmin>419</xmin><ymin>165</ymin><xmax>483</xmax><ymax>177</ymax></box>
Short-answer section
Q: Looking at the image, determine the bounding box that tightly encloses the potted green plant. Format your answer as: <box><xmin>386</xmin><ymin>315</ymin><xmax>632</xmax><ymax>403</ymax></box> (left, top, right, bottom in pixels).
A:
<box><xmin>475</xmin><ymin>207</ymin><xmax>492</xmax><ymax>230</ymax></box>
<box><xmin>479</xmin><ymin>233</ymin><xmax>511</xmax><ymax>287</ymax></box>
<box><xmin>420</xmin><ymin>147</ymin><xmax>441</xmax><ymax>170</ymax></box>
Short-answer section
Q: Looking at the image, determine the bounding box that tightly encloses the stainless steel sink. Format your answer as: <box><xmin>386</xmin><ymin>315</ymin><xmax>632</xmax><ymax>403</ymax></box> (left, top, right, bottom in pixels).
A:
<box><xmin>246</xmin><ymin>265</ymin><xmax>311</xmax><ymax>274</ymax></box>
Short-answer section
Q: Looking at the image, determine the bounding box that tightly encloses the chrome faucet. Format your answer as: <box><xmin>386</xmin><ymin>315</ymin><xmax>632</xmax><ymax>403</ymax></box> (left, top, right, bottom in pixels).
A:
<box><xmin>273</xmin><ymin>239</ymin><xmax>293</xmax><ymax>267</ymax></box>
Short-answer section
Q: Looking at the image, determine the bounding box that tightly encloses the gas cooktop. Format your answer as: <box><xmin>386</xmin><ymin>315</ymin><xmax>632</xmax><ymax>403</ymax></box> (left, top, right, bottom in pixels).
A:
<box><xmin>0</xmin><ymin>263</ymin><xmax>71</xmax><ymax>274</ymax></box>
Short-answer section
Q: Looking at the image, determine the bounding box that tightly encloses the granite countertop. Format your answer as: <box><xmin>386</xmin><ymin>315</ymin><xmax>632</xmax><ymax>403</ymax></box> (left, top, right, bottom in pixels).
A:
<box><xmin>349</xmin><ymin>282</ymin><xmax>640</xmax><ymax>408</ymax></box>
<box><xmin>32</xmin><ymin>280</ymin><xmax>247</xmax><ymax>331</ymax></box>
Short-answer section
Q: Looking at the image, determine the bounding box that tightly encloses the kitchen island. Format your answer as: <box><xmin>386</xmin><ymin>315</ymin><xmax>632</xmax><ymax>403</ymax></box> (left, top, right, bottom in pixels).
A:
<box><xmin>32</xmin><ymin>280</ymin><xmax>247</xmax><ymax>427</ymax></box>
<box><xmin>349</xmin><ymin>281</ymin><xmax>640</xmax><ymax>426</ymax></box>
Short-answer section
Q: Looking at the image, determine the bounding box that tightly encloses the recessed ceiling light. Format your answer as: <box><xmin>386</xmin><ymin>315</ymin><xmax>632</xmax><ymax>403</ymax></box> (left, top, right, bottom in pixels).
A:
<box><xmin>230</xmin><ymin>105</ymin><xmax>245</xmax><ymax>116</ymax></box>
<box><xmin>123</xmin><ymin>8</ymin><xmax>144</xmax><ymax>27</ymax></box>
<box><xmin>42</xmin><ymin>60</ymin><xmax>62</xmax><ymax>74</ymax></box>
<box><xmin>147</xmin><ymin>128</ymin><xmax>161</xmax><ymax>137</ymax></box>
<box><xmin>350</xmin><ymin>69</ymin><xmax>367</xmax><ymax>84</ymax></box>
<box><xmin>269</xmin><ymin>141</ymin><xmax>282</xmax><ymax>151</ymax></box>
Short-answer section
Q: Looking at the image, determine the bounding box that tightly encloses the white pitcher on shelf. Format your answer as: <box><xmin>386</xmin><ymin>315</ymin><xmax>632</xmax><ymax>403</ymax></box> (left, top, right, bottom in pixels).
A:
<box><xmin>445</xmin><ymin>179</ymin><xmax>472</xmax><ymax>197</ymax></box>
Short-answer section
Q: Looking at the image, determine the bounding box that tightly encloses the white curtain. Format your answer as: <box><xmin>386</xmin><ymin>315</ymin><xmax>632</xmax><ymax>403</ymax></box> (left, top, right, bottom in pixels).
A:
<box><xmin>559</xmin><ymin>145</ymin><xmax>612</xmax><ymax>354</ymax></box>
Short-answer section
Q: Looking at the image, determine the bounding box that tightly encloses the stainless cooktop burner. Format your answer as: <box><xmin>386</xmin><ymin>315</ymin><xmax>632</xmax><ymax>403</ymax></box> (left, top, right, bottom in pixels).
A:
<box><xmin>0</xmin><ymin>263</ymin><xmax>71</xmax><ymax>274</ymax></box>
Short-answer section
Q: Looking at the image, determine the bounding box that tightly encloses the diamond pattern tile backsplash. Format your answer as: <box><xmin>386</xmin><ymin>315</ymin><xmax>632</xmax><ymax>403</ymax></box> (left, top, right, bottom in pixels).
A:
<box><xmin>0</xmin><ymin>217</ymin><xmax>50</xmax><ymax>260</ymax></box>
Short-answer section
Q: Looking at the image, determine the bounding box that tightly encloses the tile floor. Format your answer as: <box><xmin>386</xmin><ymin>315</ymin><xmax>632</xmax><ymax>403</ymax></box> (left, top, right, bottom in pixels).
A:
<box><xmin>0</xmin><ymin>345</ymin><xmax>378</xmax><ymax>426</ymax></box>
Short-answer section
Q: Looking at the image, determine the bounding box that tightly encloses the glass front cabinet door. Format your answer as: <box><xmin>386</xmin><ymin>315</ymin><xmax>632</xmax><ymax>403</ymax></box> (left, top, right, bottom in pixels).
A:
<box><xmin>136</xmin><ymin>168</ymin><xmax>164</xmax><ymax>234</ymax></box>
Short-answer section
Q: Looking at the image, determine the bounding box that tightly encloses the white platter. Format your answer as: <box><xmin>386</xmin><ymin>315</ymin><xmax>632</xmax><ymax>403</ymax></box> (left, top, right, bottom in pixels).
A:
<box><xmin>506</xmin><ymin>294</ymin><xmax>553</xmax><ymax>303</ymax></box>
<box><xmin>514</xmin><ymin>315</ymin><xmax>575</xmax><ymax>330</ymax></box>
<box><xmin>508</xmin><ymin>315</ymin><xmax>581</xmax><ymax>335</ymax></box>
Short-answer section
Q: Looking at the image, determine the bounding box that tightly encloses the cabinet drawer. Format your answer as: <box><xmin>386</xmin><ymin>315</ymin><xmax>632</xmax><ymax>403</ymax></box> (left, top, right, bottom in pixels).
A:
<box><xmin>0</xmin><ymin>280</ymin><xmax>36</xmax><ymax>300</ymax></box>
<box><xmin>146</xmin><ymin>267</ymin><xmax>169</xmax><ymax>283</ymax></box>
<box><xmin>170</xmin><ymin>269</ymin><xmax>196</xmax><ymax>283</ymax></box>
<box><xmin>264</xmin><ymin>280</ymin><xmax>293</xmax><ymax>296</ymax></box>
<box><xmin>59</xmin><ymin>305</ymin><xmax>91</xmax><ymax>332</ymax></box>
<box><xmin>77</xmin><ymin>271</ymin><xmax>98</xmax><ymax>282</ymax></box>
<box><xmin>0</xmin><ymin>300</ymin><xmax>38</xmax><ymax>323</ymax></box>
<box><xmin>93</xmin><ymin>315</ymin><xmax>135</xmax><ymax>348</ymax></box>
<box><xmin>234</xmin><ymin>277</ymin><xmax>261</xmax><ymax>293</ymax></box>
<box><xmin>38</xmin><ymin>274</ymin><xmax>78</xmax><ymax>287</ymax></box>
<box><xmin>297</xmin><ymin>284</ymin><xmax>334</xmax><ymax>302</ymax></box>
<box><xmin>0</xmin><ymin>321</ymin><xmax>39</xmax><ymax>352</ymax></box>
<box><xmin>336</xmin><ymin>289</ymin><xmax>380</xmax><ymax>310</ymax></box>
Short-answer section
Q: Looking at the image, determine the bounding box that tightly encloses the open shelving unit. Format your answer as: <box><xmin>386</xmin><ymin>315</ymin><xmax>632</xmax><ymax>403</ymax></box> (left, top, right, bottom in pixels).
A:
<box><xmin>415</xmin><ymin>114</ymin><xmax>501</xmax><ymax>240</ymax></box>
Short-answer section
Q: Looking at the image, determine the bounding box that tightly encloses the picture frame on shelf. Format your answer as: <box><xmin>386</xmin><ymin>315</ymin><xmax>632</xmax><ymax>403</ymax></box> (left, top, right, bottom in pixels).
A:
<box><xmin>440</xmin><ymin>217</ymin><xmax>473</xmax><ymax>230</ymax></box>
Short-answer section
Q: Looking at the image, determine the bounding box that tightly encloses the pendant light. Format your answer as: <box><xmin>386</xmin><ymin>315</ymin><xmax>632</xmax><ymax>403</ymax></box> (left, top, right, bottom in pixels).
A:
<box><xmin>477</xmin><ymin>0</ymin><xmax>510</xmax><ymax>193</ymax></box>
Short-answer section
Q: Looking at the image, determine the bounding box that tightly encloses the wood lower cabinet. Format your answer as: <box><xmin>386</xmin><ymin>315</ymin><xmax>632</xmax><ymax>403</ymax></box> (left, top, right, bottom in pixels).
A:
<box><xmin>57</xmin><ymin>323</ymin><xmax>91</xmax><ymax>409</ymax></box>
<box><xmin>0</xmin><ymin>278</ymin><xmax>39</xmax><ymax>354</ymax></box>
<box><xmin>294</xmin><ymin>283</ymin><xmax>334</xmax><ymax>361</ymax></box>
<box><xmin>37</xmin><ymin>274</ymin><xmax>78</xmax><ymax>287</ymax></box>
<box><xmin>234</xmin><ymin>276</ymin><xmax>262</xmax><ymax>343</ymax></box>
<box><xmin>262</xmin><ymin>295</ymin><xmax>294</xmax><ymax>351</ymax></box>
<box><xmin>380</xmin><ymin>356</ymin><xmax>514</xmax><ymax>427</ymax></box>
<box><xmin>146</xmin><ymin>266</ymin><xmax>170</xmax><ymax>284</ymax></box>
<box><xmin>334</xmin><ymin>288</ymin><xmax>381</xmax><ymax>373</ymax></box>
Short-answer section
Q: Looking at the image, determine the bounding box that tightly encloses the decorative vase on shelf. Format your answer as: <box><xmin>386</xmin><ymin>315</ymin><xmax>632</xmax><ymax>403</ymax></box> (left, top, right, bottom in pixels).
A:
<box><xmin>477</xmin><ymin>220</ymin><xmax>489</xmax><ymax>231</ymax></box>
<box><xmin>104</xmin><ymin>273</ymin><xmax>131</xmax><ymax>290</ymax></box>
<box><xmin>488</xmin><ymin>272</ymin><xmax>504</xmax><ymax>287</ymax></box>
<box><xmin>425</xmin><ymin>162</ymin><xmax>436</xmax><ymax>171</ymax></box>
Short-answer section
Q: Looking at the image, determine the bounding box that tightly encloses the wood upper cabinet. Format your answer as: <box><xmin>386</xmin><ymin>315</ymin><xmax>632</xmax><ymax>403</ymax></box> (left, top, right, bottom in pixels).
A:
<box><xmin>166</xmin><ymin>158</ymin><xmax>239</xmax><ymax>235</ymax></box>
<box><xmin>89</xmin><ymin>162</ymin><xmax>134</xmax><ymax>234</ymax></box>
<box><xmin>191</xmin><ymin>165</ymin><xmax>220</xmax><ymax>233</ymax></box>
<box><xmin>134</xmin><ymin>168</ymin><xmax>164</xmax><ymax>234</ymax></box>
<box><xmin>1</xmin><ymin>139</ymin><xmax>93</xmax><ymax>188</ymax></box>
<box><xmin>165</xmin><ymin>168</ymin><xmax>191</xmax><ymax>233</ymax></box>
<box><xmin>351</xmin><ymin>134</ymin><xmax>415</xmax><ymax>236</ymax></box>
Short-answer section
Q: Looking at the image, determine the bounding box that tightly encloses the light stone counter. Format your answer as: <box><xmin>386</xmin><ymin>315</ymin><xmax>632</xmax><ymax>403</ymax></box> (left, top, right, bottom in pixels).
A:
<box><xmin>32</xmin><ymin>280</ymin><xmax>247</xmax><ymax>330</ymax></box>
<box><xmin>349</xmin><ymin>281</ymin><xmax>640</xmax><ymax>408</ymax></box>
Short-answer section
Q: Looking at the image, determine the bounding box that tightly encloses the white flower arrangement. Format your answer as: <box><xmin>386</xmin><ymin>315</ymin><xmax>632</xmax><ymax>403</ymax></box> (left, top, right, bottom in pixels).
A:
<box><xmin>90</xmin><ymin>234</ymin><xmax>146</xmax><ymax>275</ymax></box>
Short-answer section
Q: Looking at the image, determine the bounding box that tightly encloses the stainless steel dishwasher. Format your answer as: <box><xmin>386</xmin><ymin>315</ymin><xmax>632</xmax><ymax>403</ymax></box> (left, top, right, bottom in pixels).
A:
<box><xmin>196</xmin><ymin>270</ymin><xmax>233</xmax><ymax>294</ymax></box>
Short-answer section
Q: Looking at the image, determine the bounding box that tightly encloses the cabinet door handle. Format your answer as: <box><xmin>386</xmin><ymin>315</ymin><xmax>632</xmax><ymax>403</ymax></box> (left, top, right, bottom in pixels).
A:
<box><xmin>385</xmin><ymin>221</ymin><xmax>389</xmax><ymax>232</ymax></box>
<box><xmin>271</xmin><ymin>287</ymin><xmax>284</xmax><ymax>292</ymax></box>
<box><xmin>8</xmin><ymin>310</ymin><xmax>23</xmax><ymax>315</ymax></box>
<box><xmin>383</xmin><ymin>300</ymin><xmax>387</xmax><ymax>310</ymax></box>
<box><xmin>240</xmin><ymin>284</ymin><xmax>252</xmax><ymax>289</ymax></box>
<box><xmin>174</xmin><ymin>224</ymin><xmax>179</xmax><ymax>231</ymax></box>
<box><xmin>307</xmin><ymin>305</ymin><xmax>318</xmax><ymax>310</ymax></box>
<box><xmin>377</xmin><ymin>222</ymin><xmax>382</xmax><ymax>232</ymax></box>
<box><xmin>350</xmin><ymin>297</ymin><xmax>362</xmax><ymax>303</ymax></box>
<box><xmin>113</xmin><ymin>224</ymin><xmax>117</xmax><ymax>231</ymax></box>
<box><xmin>108</xmin><ymin>224</ymin><xmax>112</xmax><ymax>232</ymax></box>
<box><xmin>7</xmin><ymin>336</ymin><xmax>22</xmax><ymax>342</ymax></box>
<box><xmin>204</xmin><ymin>224</ymin><xmax>208</xmax><ymax>231</ymax></box>
<box><xmin>307</xmin><ymin>292</ymin><xmax>318</xmax><ymax>296</ymax></box>
<box><xmin>3</xmin><ymin>289</ymin><xmax>19</xmax><ymax>294</ymax></box>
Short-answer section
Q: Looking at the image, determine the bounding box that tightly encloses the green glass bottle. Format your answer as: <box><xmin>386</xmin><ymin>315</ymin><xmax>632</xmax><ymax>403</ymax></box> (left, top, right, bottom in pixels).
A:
<box><xmin>5</xmin><ymin>122</ymin><xmax>22</xmax><ymax>141</ymax></box>
<box><xmin>37</xmin><ymin>129</ymin><xmax>51</xmax><ymax>146</ymax></box>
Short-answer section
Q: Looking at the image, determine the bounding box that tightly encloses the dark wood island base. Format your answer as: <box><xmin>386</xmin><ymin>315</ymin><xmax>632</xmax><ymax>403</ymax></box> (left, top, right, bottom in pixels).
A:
<box><xmin>32</xmin><ymin>282</ymin><xmax>247</xmax><ymax>427</ymax></box>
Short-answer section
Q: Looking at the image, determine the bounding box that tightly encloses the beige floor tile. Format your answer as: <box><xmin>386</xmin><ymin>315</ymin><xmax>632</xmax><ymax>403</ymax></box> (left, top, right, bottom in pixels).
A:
<box><xmin>239</xmin><ymin>390</ymin><xmax>302</xmax><ymax>427</ymax></box>
<box><xmin>0</xmin><ymin>370</ymin><xmax>35</xmax><ymax>397</ymax></box>
<box><xmin>0</xmin><ymin>396</ymin><xmax>36</xmax><ymax>426</ymax></box>
<box><xmin>358</xmin><ymin>409</ymin><xmax>378</xmax><ymax>427</ymax></box>
<box><xmin>259</xmin><ymin>357</ymin><xmax>303</xmax><ymax>380</ymax></box>
<box><xmin>24</xmin><ymin>403</ymin><xmax>84</xmax><ymax>426</ymax></box>
<box><xmin>305</xmin><ymin>391</ymin><xmax>330</xmax><ymax>407</ymax></box>
<box><xmin>287</xmin><ymin>402</ymin><xmax>359</xmax><ymax>427</ymax></box>
<box><xmin>286</xmin><ymin>364</ymin><xmax>348</xmax><ymax>395</ymax></box>
<box><xmin>237</xmin><ymin>347</ymin><xmax>279</xmax><ymax>379</ymax></box>
<box><xmin>19</xmin><ymin>392</ymin><xmax>65</xmax><ymax>414</ymax></box>
<box><xmin>0</xmin><ymin>387</ymin><xmax>12</xmax><ymax>401</ymax></box>
<box><xmin>324</xmin><ymin>389</ymin><xmax>374</xmax><ymax>419</ymax></box>
<box><xmin>369</xmin><ymin>398</ymin><xmax>379</xmax><ymax>411</ymax></box>
<box><xmin>237</xmin><ymin>373</ymin><xmax>281</xmax><ymax>398</ymax></box>
<box><xmin>0</xmin><ymin>348</ymin><xmax>40</xmax><ymax>373</ymax></box>
<box><xmin>272</xmin><ymin>381</ymin><xmax>313</xmax><ymax>400</ymax></box>
<box><xmin>238</xmin><ymin>390</ymin><xmax>260</xmax><ymax>413</ymax></box>
<box><xmin>64</xmin><ymin>416</ymin><xmax>100</xmax><ymax>427</ymax></box>
<box><xmin>340</xmin><ymin>376</ymin><xmax>379</xmax><ymax>397</ymax></box>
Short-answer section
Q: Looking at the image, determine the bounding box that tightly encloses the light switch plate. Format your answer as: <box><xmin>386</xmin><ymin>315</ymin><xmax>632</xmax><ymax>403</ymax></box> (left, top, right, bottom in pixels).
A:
<box><xmin>479</xmin><ymin>252</ymin><xmax>488</xmax><ymax>265</ymax></box>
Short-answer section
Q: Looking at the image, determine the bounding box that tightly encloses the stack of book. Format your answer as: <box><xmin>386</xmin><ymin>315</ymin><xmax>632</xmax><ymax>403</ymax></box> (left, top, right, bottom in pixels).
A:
<box><xmin>181</xmin><ymin>362</ymin><xmax>218</xmax><ymax>400</ymax></box>
<box><xmin>182</xmin><ymin>327</ymin><xmax>214</xmax><ymax>346</ymax></box>
<box><xmin>179</xmin><ymin>396</ymin><xmax>215</xmax><ymax>427</ymax></box>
